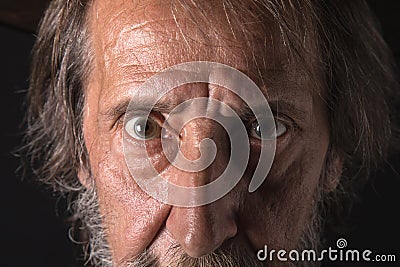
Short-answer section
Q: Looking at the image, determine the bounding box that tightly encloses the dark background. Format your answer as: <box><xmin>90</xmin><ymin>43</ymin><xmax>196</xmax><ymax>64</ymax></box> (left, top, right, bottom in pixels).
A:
<box><xmin>0</xmin><ymin>1</ymin><xmax>399</xmax><ymax>267</ymax></box>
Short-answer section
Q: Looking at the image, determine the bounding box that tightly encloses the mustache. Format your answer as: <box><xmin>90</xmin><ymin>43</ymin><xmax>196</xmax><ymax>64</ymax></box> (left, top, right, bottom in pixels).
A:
<box><xmin>126</xmin><ymin>244</ymin><xmax>267</xmax><ymax>267</ymax></box>
<box><xmin>74</xmin><ymin>187</ymin><xmax>266</xmax><ymax>267</ymax></box>
<box><xmin>73</xmin><ymin>185</ymin><xmax>323</xmax><ymax>267</ymax></box>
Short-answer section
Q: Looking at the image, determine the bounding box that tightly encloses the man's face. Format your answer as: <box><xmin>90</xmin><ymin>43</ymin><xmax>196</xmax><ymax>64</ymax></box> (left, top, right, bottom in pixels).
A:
<box><xmin>81</xmin><ymin>0</ymin><xmax>333</xmax><ymax>266</ymax></box>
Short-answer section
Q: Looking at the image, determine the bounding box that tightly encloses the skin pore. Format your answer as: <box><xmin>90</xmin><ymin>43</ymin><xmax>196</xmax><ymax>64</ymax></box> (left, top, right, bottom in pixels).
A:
<box><xmin>79</xmin><ymin>0</ymin><xmax>338</xmax><ymax>266</ymax></box>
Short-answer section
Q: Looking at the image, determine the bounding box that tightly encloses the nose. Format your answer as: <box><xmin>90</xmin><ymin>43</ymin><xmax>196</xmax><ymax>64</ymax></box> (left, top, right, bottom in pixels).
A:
<box><xmin>165</xmin><ymin>118</ymin><xmax>238</xmax><ymax>258</ymax></box>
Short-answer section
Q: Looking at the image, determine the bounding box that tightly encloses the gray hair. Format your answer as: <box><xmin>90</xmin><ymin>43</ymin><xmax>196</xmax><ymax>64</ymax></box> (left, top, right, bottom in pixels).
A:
<box><xmin>22</xmin><ymin>0</ymin><xmax>399</xmax><ymax>259</ymax></box>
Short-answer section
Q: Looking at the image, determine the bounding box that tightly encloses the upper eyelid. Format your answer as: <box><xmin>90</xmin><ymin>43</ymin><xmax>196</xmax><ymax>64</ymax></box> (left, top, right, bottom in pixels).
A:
<box><xmin>123</xmin><ymin>111</ymin><xmax>180</xmax><ymax>135</ymax></box>
<box><xmin>122</xmin><ymin>108</ymin><xmax>295</xmax><ymax>124</ymax></box>
<box><xmin>124</xmin><ymin>112</ymin><xmax>295</xmax><ymax>132</ymax></box>
<box><xmin>123</xmin><ymin>111</ymin><xmax>164</xmax><ymax>124</ymax></box>
<box><xmin>245</xmin><ymin>112</ymin><xmax>295</xmax><ymax>126</ymax></box>
<box><xmin>105</xmin><ymin>97</ymin><xmax>307</xmax><ymax>125</ymax></box>
<box><xmin>270</xmin><ymin>110</ymin><xmax>298</xmax><ymax>127</ymax></box>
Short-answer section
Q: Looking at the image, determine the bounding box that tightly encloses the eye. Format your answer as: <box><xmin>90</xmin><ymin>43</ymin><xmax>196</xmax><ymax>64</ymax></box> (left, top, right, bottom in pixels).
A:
<box><xmin>125</xmin><ymin>116</ymin><xmax>161</xmax><ymax>140</ymax></box>
<box><xmin>249</xmin><ymin>118</ymin><xmax>287</xmax><ymax>140</ymax></box>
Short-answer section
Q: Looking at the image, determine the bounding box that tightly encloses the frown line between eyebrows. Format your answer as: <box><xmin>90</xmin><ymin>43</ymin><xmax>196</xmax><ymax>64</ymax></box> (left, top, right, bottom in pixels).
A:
<box><xmin>101</xmin><ymin>95</ymin><xmax>309</xmax><ymax>128</ymax></box>
<box><xmin>100</xmin><ymin>66</ymin><xmax>311</xmax><ymax>126</ymax></box>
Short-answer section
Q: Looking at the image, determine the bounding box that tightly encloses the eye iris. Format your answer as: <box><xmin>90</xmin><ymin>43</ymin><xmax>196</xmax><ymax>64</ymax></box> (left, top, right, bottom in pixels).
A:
<box><xmin>139</xmin><ymin>119</ymin><xmax>153</xmax><ymax>138</ymax></box>
<box><xmin>128</xmin><ymin>117</ymin><xmax>158</xmax><ymax>140</ymax></box>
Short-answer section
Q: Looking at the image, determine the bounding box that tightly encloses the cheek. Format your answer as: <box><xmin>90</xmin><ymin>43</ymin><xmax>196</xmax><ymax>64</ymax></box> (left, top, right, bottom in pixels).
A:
<box><xmin>240</xmin><ymin>129</ymin><xmax>329</xmax><ymax>251</ymax></box>
<box><xmin>88</xmin><ymin>128</ymin><xmax>170</xmax><ymax>263</ymax></box>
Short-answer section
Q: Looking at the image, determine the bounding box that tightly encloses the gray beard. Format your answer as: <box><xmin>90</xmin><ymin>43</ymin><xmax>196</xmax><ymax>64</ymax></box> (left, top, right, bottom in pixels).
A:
<box><xmin>72</xmin><ymin>186</ymin><xmax>324</xmax><ymax>267</ymax></box>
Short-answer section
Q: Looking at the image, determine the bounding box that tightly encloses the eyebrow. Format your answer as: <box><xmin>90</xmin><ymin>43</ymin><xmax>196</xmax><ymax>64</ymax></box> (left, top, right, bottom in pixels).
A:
<box><xmin>102</xmin><ymin>97</ymin><xmax>255</xmax><ymax>121</ymax></box>
<box><xmin>101</xmin><ymin>96</ymin><xmax>308</xmax><ymax>124</ymax></box>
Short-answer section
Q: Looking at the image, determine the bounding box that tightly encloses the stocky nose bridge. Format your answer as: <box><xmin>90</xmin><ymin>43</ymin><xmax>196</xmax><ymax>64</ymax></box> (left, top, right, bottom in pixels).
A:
<box><xmin>171</xmin><ymin>117</ymin><xmax>230</xmax><ymax>186</ymax></box>
<box><xmin>165</xmin><ymin>117</ymin><xmax>238</xmax><ymax>258</ymax></box>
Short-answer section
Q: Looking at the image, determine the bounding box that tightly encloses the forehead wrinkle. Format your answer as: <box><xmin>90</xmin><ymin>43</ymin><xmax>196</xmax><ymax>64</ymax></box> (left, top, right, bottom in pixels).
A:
<box><xmin>90</xmin><ymin>0</ymin><xmax>316</xmax><ymax>110</ymax></box>
<box><xmin>102</xmin><ymin>19</ymin><xmax>218</xmax><ymax>76</ymax></box>
<box><xmin>104</xmin><ymin>53</ymin><xmax>310</xmax><ymax>104</ymax></box>
<box><xmin>101</xmin><ymin>66</ymin><xmax>311</xmax><ymax>114</ymax></box>
<box><xmin>103</xmin><ymin>23</ymin><xmax>289</xmax><ymax>90</ymax></box>
<box><xmin>96</xmin><ymin>0</ymin><xmax>280</xmax><ymax>67</ymax></box>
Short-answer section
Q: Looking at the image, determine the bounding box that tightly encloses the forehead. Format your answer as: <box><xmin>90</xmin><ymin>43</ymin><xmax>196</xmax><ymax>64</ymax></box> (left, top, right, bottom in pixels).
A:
<box><xmin>87</xmin><ymin>0</ymin><xmax>318</xmax><ymax>118</ymax></box>
<box><xmin>89</xmin><ymin>0</ymin><xmax>293</xmax><ymax>79</ymax></box>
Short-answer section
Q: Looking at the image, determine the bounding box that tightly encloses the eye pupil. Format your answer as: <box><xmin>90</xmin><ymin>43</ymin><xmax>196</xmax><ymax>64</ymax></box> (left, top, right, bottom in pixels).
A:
<box><xmin>137</xmin><ymin>119</ymin><xmax>153</xmax><ymax>138</ymax></box>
